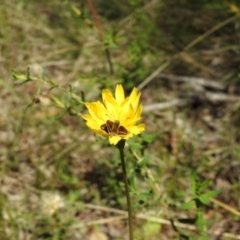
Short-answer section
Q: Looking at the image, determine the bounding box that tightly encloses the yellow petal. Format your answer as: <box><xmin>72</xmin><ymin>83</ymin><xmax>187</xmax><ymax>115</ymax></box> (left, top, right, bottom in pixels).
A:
<box><xmin>102</xmin><ymin>89</ymin><xmax>114</xmax><ymax>104</ymax></box>
<box><xmin>81</xmin><ymin>114</ymin><xmax>92</xmax><ymax>121</ymax></box>
<box><xmin>122</xmin><ymin>132</ymin><xmax>133</xmax><ymax>140</ymax></box>
<box><xmin>86</xmin><ymin>118</ymin><xmax>100</xmax><ymax>130</ymax></box>
<box><xmin>109</xmin><ymin>136</ymin><xmax>121</xmax><ymax>145</ymax></box>
<box><xmin>102</xmin><ymin>90</ymin><xmax>119</xmax><ymax>119</ymax></box>
<box><xmin>137</xmin><ymin>123</ymin><xmax>145</xmax><ymax>131</ymax></box>
<box><xmin>115</xmin><ymin>84</ymin><xmax>125</xmax><ymax>105</ymax></box>
<box><xmin>128</xmin><ymin>124</ymin><xmax>145</xmax><ymax>134</ymax></box>
<box><xmin>91</xmin><ymin>128</ymin><xmax>108</xmax><ymax>138</ymax></box>
<box><xmin>129</xmin><ymin>88</ymin><xmax>140</xmax><ymax>107</ymax></box>
<box><xmin>85</xmin><ymin>101</ymin><xmax>108</xmax><ymax>121</ymax></box>
<box><xmin>135</xmin><ymin>104</ymin><xmax>143</xmax><ymax>118</ymax></box>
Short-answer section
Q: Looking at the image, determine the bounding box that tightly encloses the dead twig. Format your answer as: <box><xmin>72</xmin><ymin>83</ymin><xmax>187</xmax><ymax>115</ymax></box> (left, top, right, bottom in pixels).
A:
<box><xmin>143</xmin><ymin>92</ymin><xmax>240</xmax><ymax>113</ymax></box>
<box><xmin>137</xmin><ymin>57</ymin><xmax>176</xmax><ymax>90</ymax></box>
<box><xmin>143</xmin><ymin>99</ymin><xmax>186</xmax><ymax>112</ymax></box>
<box><xmin>205</xmin><ymin>91</ymin><xmax>240</xmax><ymax>102</ymax></box>
<box><xmin>210</xmin><ymin>198</ymin><xmax>240</xmax><ymax>217</ymax></box>
<box><xmin>158</xmin><ymin>73</ymin><xmax>226</xmax><ymax>91</ymax></box>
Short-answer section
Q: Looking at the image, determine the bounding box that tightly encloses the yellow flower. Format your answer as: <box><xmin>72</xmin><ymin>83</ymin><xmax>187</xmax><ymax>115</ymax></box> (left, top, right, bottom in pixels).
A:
<box><xmin>82</xmin><ymin>84</ymin><xmax>145</xmax><ymax>145</ymax></box>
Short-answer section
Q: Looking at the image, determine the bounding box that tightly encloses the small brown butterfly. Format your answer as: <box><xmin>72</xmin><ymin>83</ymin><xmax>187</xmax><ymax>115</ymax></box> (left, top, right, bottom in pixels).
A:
<box><xmin>101</xmin><ymin>120</ymin><xmax>128</xmax><ymax>136</ymax></box>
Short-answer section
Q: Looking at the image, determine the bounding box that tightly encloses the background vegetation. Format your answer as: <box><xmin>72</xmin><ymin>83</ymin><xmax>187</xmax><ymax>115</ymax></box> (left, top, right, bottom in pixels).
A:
<box><xmin>1</xmin><ymin>0</ymin><xmax>240</xmax><ymax>239</ymax></box>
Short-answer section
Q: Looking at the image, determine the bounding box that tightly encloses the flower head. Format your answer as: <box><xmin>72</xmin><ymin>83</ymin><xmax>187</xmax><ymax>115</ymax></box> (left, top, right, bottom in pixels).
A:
<box><xmin>82</xmin><ymin>84</ymin><xmax>145</xmax><ymax>145</ymax></box>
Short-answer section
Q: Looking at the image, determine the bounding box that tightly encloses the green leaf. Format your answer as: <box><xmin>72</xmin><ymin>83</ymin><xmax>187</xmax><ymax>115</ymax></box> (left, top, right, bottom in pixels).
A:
<box><xmin>137</xmin><ymin>156</ymin><xmax>148</xmax><ymax>166</ymax></box>
<box><xmin>138</xmin><ymin>190</ymin><xmax>153</xmax><ymax>199</ymax></box>
<box><xmin>51</xmin><ymin>96</ymin><xmax>65</xmax><ymax>109</ymax></box>
<box><xmin>181</xmin><ymin>200</ymin><xmax>196</xmax><ymax>210</ymax></box>
<box><xmin>11</xmin><ymin>70</ymin><xmax>27</xmax><ymax>80</ymax></box>
<box><xmin>81</xmin><ymin>91</ymin><xmax>85</xmax><ymax>102</ymax></box>
<box><xmin>199</xmin><ymin>195</ymin><xmax>210</xmax><ymax>205</ymax></box>
<box><xmin>142</xmin><ymin>133</ymin><xmax>158</xmax><ymax>143</ymax></box>
<box><xmin>199</xmin><ymin>179</ymin><xmax>211</xmax><ymax>192</ymax></box>
<box><xmin>199</xmin><ymin>190</ymin><xmax>221</xmax><ymax>205</ymax></box>
<box><xmin>129</xmin><ymin>141</ymin><xmax>142</xmax><ymax>150</ymax></box>
<box><xmin>191</xmin><ymin>172</ymin><xmax>198</xmax><ymax>193</ymax></box>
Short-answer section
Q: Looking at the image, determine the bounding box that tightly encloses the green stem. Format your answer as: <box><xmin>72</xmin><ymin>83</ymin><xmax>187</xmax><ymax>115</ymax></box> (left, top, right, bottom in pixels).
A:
<box><xmin>117</xmin><ymin>140</ymin><xmax>134</xmax><ymax>240</ymax></box>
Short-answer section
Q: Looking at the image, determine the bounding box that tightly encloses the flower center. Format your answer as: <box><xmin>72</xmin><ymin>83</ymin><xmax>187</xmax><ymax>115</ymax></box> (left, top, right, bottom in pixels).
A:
<box><xmin>101</xmin><ymin>120</ymin><xmax>128</xmax><ymax>136</ymax></box>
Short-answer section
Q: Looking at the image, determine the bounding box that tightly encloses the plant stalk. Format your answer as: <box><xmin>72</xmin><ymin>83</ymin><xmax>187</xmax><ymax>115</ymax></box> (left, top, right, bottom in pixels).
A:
<box><xmin>117</xmin><ymin>140</ymin><xmax>134</xmax><ymax>240</ymax></box>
